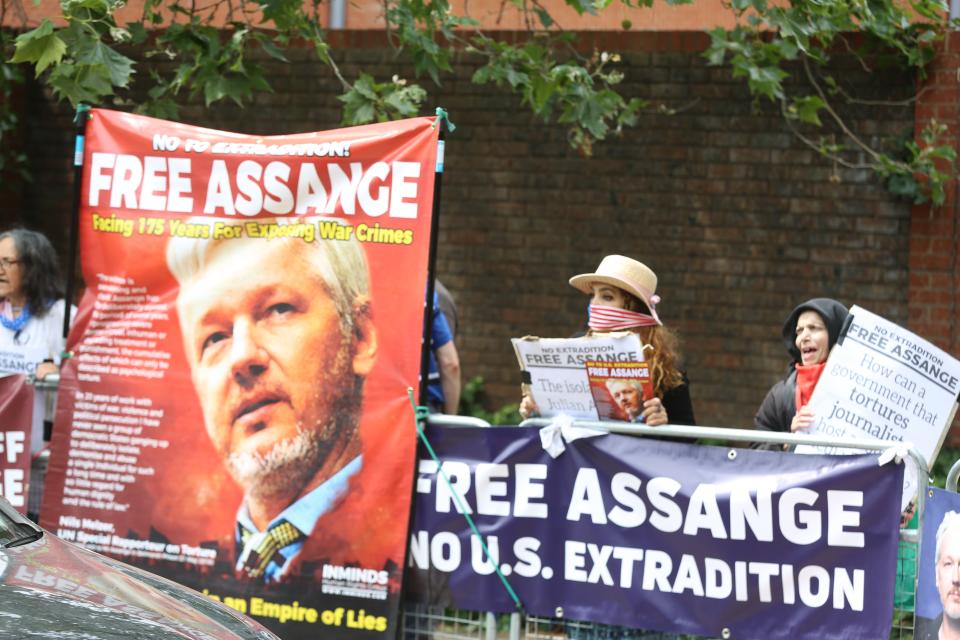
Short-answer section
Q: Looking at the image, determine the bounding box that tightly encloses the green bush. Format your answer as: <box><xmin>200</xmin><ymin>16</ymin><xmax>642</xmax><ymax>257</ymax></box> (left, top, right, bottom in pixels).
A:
<box><xmin>459</xmin><ymin>376</ymin><xmax>520</xmax><ymax>425</ymax></box>
<box><xmin>930</xmin><ymin>447</ymin><xmax>960</xmax><ymax>488</ymax></box>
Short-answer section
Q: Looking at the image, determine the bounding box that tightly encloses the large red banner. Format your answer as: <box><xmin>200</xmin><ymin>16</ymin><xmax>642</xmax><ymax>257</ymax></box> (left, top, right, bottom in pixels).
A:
<box><xmin>41</xmin><ymin>109</ymin><xmax>439</xmax><ymax>638</ymax></box>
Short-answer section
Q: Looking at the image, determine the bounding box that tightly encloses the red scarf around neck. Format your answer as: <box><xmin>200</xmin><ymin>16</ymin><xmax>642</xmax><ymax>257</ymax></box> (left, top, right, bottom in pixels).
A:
<box><xmin>794</xmin><ymin>362</ymin><xmax>826</xmax><ymax>410</ymax></box>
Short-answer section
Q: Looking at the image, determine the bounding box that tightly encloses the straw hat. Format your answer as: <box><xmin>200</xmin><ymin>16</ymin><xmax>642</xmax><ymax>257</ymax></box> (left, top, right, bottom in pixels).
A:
<box><xmin>569</xmin><ymin>255</ymin><xmax>662</xmax><ymax>323</ymax></box>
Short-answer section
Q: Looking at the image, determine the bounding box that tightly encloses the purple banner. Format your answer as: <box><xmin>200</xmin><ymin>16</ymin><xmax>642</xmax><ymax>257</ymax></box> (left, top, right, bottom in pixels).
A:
<box><xmin>406</xmin><ymin>426</ymin><xmax>903</xmax><ymax>640</ymax></box>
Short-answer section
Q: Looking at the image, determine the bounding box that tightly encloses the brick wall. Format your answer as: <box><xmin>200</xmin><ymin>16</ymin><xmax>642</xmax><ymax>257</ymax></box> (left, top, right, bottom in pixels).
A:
<box><xmin>0</xmin><ymin>80</ymin><xmax>27</xmax><ymax>230</ymax></box>
<box><xmin>10</xmin><ymin>79</ymin><xmax>76</xmax><ymax>257</ymax></box>
<box><xmin>429</xmin><ymin>34</ymin><xmax>917</xmax><ymax>428</ymax></box>
<box><xmin>11</xmin><ymin>32</ymin><xmax>924</xmax><ymax>430</ymax></box>
<box><xmin>911</xmin><ymin>32</ymin><xmax>960</xmax><ymax>444</ymax></box>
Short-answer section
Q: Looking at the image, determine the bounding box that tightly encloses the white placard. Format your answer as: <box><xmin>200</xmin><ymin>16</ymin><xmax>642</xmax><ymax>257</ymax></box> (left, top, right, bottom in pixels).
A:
<box><xmin>513</xmin><ymin>333</ymin><xmax>645</xmax><ymax>420</ymax></box>
<box><xmin>795</xmin><ymin>305</ymin><xmax>960</xmax><ymax>509</ymax></box>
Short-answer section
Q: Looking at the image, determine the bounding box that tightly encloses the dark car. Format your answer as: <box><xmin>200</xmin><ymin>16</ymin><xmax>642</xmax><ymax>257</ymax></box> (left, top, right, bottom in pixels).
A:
<box><xmin>0</xmin><ymin>497</ymin><xmax>278</xmax><ymax>639</ymax></box>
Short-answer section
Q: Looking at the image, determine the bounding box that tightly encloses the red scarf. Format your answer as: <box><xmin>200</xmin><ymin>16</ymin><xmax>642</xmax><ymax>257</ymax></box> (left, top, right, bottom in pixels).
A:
<box><xmin>794</xmin><ymin>362</ymin><xmax>826</xmax><ymax>410</ymax></box>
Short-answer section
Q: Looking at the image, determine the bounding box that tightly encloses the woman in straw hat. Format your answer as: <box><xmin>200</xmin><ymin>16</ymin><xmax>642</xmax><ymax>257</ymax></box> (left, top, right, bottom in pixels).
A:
<box><xmin>519</xmin><ymin>255</ymin><xmax>695</xmax><ymax>426</ymax></box>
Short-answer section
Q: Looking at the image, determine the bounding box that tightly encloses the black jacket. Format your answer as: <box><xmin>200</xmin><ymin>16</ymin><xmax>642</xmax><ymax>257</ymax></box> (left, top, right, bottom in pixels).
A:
<box><xmin>754</xmin><ymin>367</ymin><xmax>798</xmax><ymax>433</ymax></box>
<box><xmin>915</xmin><ymin>614</ymin><xmax>941</xmax><ymax>640</ymax></box>
<box><xmin>754</xmin><ymin>298</ymin><xmax>849</xmax><ymax>433</ymax></box>
<box><xmin>662</xmin><ymin>374</ymin><xmax>696</xmax><ymax>426</ymax></box>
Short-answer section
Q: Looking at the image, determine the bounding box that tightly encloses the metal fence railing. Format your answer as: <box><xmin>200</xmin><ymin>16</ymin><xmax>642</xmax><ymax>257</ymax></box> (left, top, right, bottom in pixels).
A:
<box><xmin>26</xmin><ymin>374</ymin><xmax>59</xmax><ymax>520</ymax></box>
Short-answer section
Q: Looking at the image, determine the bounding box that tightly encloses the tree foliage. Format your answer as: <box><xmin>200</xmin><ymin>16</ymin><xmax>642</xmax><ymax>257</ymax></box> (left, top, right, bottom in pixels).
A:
<box><xmin>1</xmin><ymin>0</ymin><xmax>957</xmax><ymax>202</ymax></box>
<box><xmin>704</xmin><ymin>0</ymin><xmax>957</xmax><ymax>204</ymax></box>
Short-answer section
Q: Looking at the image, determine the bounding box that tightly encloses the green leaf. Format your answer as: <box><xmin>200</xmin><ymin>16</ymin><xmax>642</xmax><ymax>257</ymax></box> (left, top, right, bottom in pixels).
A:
<box><xmin>137</xmin><ymin>96</ymin><xmax>179</xmax><ymax>120</ymax></box>
<box><xmin>351</xmin><ymin>102</ymin><xmax>376</xmax><ymax>124</ymax></box>
<box><xmin>125</xmin><ymin>22</ymin><xmax>148</xmax><ymax>44</ymax></box>
<box><xmin>472</xmin><ymin>66</ymin><xmax>491</xmax><ymax>84</ymax></box>
<box><xmin>73</xmin><ymin>40</ymin><xmax>135</xmax><ymax>87</ymax></box>
<box><xmin>257</xmin><ymin>37</ymin><xmax>289</xmax><ymax>62</ymax></box>
<box><xmin>10</xmin><ymin>20</ymin><xmax>67</xmax><ymax>75</ymax></box>
<box><xmin>203</xmin><ymin>76</ymin><xmax>226</xmax><ymax>105</ymax></box>
<box><xmin>353</xmin><ymin>74</ymin><xmax>379</xmax><ymax>100</ymax></box>
<box><xmin>791</xmin><ymin>95</ymin><xmax>826</xmax><ymax>125</ymax></box>
<box><xmin>535</xmin><ymin>8</ymin><xmax>554</xmax><ymax>28</ymax></box>
<box><xmin>383</xmin><ymin>89</ymin><xmax>421</xmax><ymax>117</ymax></box>
<box><xmin>505</xmin><ymin>67</ymin><xmax>527</xmax><ymax>88</ymax></box>
<box><xmin>48</xmin><ymin>62</ymin><xmax>112</xmax><ymax>104</ymax></box>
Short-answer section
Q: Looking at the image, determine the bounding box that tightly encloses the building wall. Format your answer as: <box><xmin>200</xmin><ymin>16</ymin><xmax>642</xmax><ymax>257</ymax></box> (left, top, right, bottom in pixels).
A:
<box><xmin>11</xmin><ymin>32</ymin><xmax>926</xmax><ymax>431</ymax></box>
<box><xmin>3</xmin><ymin>0</ymin><xmax>741</xmax><ymax>31</ymax></box>
<box><xmin>910</xmin><ymin>34</ymin><xmax>960</xmax><ymax>442</ymax></box>
<box><xmin>0</xmin><ymin>81</ymin><xmax>27</xmax><ymax>230</ymax></box>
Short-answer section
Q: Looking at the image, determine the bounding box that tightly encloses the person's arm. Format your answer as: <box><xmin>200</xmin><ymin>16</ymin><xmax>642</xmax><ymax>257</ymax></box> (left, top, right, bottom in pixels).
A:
<box><xmin>436</xmin><ymin>340</ymin><xmax>460</xmax><ymax>414</ymax></box>
<box><xmin>38</xmin><ymin>299</ymin><xmax>69</xmax><ymax>379</ymax></box>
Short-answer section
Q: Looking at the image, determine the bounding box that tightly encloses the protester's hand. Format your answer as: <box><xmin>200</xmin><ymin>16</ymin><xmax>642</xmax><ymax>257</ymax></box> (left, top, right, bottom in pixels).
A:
<box><xmin>36</xmin><ymin>362</ymin><xmax>58</xmax><ymax>380</ymax></box>
<box><xmin>790</xmin><ymin>406</ymin><xmax>815</xmax><ymax>432</ymax></box>
<box><xmin>642</xmin><ymin>398</ymin><xmax>668</xmax><ymax>426</ymax></box>
<box><xmin>519</xmin><ymin>394</ymin><xmax>539</xmax><ymax>420</ymax></box>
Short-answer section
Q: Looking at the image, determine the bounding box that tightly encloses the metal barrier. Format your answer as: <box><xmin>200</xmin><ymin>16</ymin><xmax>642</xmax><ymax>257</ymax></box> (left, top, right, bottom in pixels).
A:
<box><xmin>25</xmin><ymin>373</ymin><xmax>59</xmax><ymax>519</ymax></box>
<box><xmin>400</xmin><ymin>416</ymin><xmax>929</xmax><ymax>640</ymax></box>
<box><xmin>400</xmin><ymin>414</ymin><xmax>510</xmax><ymax>640</ymax></box>
<box><xmin>946</xmin><ymin>458</ymin><xmax>960</xmax><ymax>493</ymax></box>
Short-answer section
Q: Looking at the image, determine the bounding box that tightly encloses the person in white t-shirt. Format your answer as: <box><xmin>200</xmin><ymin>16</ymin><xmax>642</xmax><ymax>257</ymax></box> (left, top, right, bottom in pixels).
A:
<box><xmin>0</xmin><ymin>229</ymin><xmax>75</xmax><ymax>452</ymax></box>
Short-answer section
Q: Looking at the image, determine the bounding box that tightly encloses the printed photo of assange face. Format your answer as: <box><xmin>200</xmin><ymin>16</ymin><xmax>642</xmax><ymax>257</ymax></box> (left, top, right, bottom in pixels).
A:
<box><xmin>936</xmin><ymin>511</ymin><xmax>960</xmax><ymax>636</ymax></box>
<box><xmin>605</xmin><ymin>379</ymin><xmax>644</xmax><ymax>422</ymax></box>
<box><xmin>166</xmin><ymin>218</ymin><xmax>377</xmax><ymax>539</ymax></box>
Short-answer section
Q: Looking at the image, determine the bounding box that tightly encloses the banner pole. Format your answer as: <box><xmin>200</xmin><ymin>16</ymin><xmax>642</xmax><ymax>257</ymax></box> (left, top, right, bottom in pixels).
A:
<box><xmin>398</xmin><ymin>113</ymin><xmax>449</xmax><ymax>640</ymax></box>
<box><xmin>417</xmin><ymin>115</ymin><xmax>447</xmax><ymax>407</ymax></box>
<box><xmin>63</xmin><ymin>104</ymin><xmax>91</xmax><ymax>342</ymax></box>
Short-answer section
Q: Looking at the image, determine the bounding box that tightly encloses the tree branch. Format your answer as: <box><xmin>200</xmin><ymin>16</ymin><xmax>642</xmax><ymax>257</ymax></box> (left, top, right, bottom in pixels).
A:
<box><xmin>800</xmin><ymin>55</ymin><xmax>892</xmax><ymax>166</ymax></box>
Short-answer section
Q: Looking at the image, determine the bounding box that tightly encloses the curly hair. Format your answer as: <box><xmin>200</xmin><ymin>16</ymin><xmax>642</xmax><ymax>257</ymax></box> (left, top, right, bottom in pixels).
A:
<box><xmin>0</xmin><ymin>229</ymin><xmax>64</xmax><ymax>318</ymax></box>
<box><xmin>641</xmin><ymin>326</ymin><xmax>685</xmax><ymax>397</ymax></box>
<box><xmin>619</xmin><ymin>290</ymin><xmax>685</xmax><ymax>398</ymax></box>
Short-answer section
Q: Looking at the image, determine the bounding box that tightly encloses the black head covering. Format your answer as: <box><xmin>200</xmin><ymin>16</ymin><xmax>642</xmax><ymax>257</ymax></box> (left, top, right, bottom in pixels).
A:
<box><xmin>781</xmin><ymin>298</ymin><xmax>849</xmax><ymax>364</ymax></box>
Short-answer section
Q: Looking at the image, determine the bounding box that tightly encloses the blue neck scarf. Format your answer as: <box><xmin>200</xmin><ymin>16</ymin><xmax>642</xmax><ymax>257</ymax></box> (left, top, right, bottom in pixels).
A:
<box><xmin>0</xmin><ymin>304</ymin><xmax>31</xmax><ymax>333</ymax></box>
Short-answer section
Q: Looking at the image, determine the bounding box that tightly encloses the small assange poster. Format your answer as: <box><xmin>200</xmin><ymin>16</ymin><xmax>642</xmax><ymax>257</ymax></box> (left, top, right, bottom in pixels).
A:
<box><xmin>914</xmin><ymin>487</ymin><xmax>960</xmax><ymax>640</ymax></box>
<box><xmin>513</xmin><ymin>333</ymin><xmax>645</xmax><ymax>420</ymax></box>
<box><xmin>405</xmin><ymin>425</ymin><xmax>904</xmax><ymax>640</ymax></box>
<box><xmin>796</xmin><ymin>306</ymin><xmax>960</xmax><ymax>507</ymax></box>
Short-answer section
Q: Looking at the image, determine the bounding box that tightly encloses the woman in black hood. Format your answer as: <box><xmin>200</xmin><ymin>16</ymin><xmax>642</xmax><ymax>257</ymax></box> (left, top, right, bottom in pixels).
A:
<box><xmin>754</xmin><ymin>298</ymin><xmax>849</xmax><ymax>433</ymax></box>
